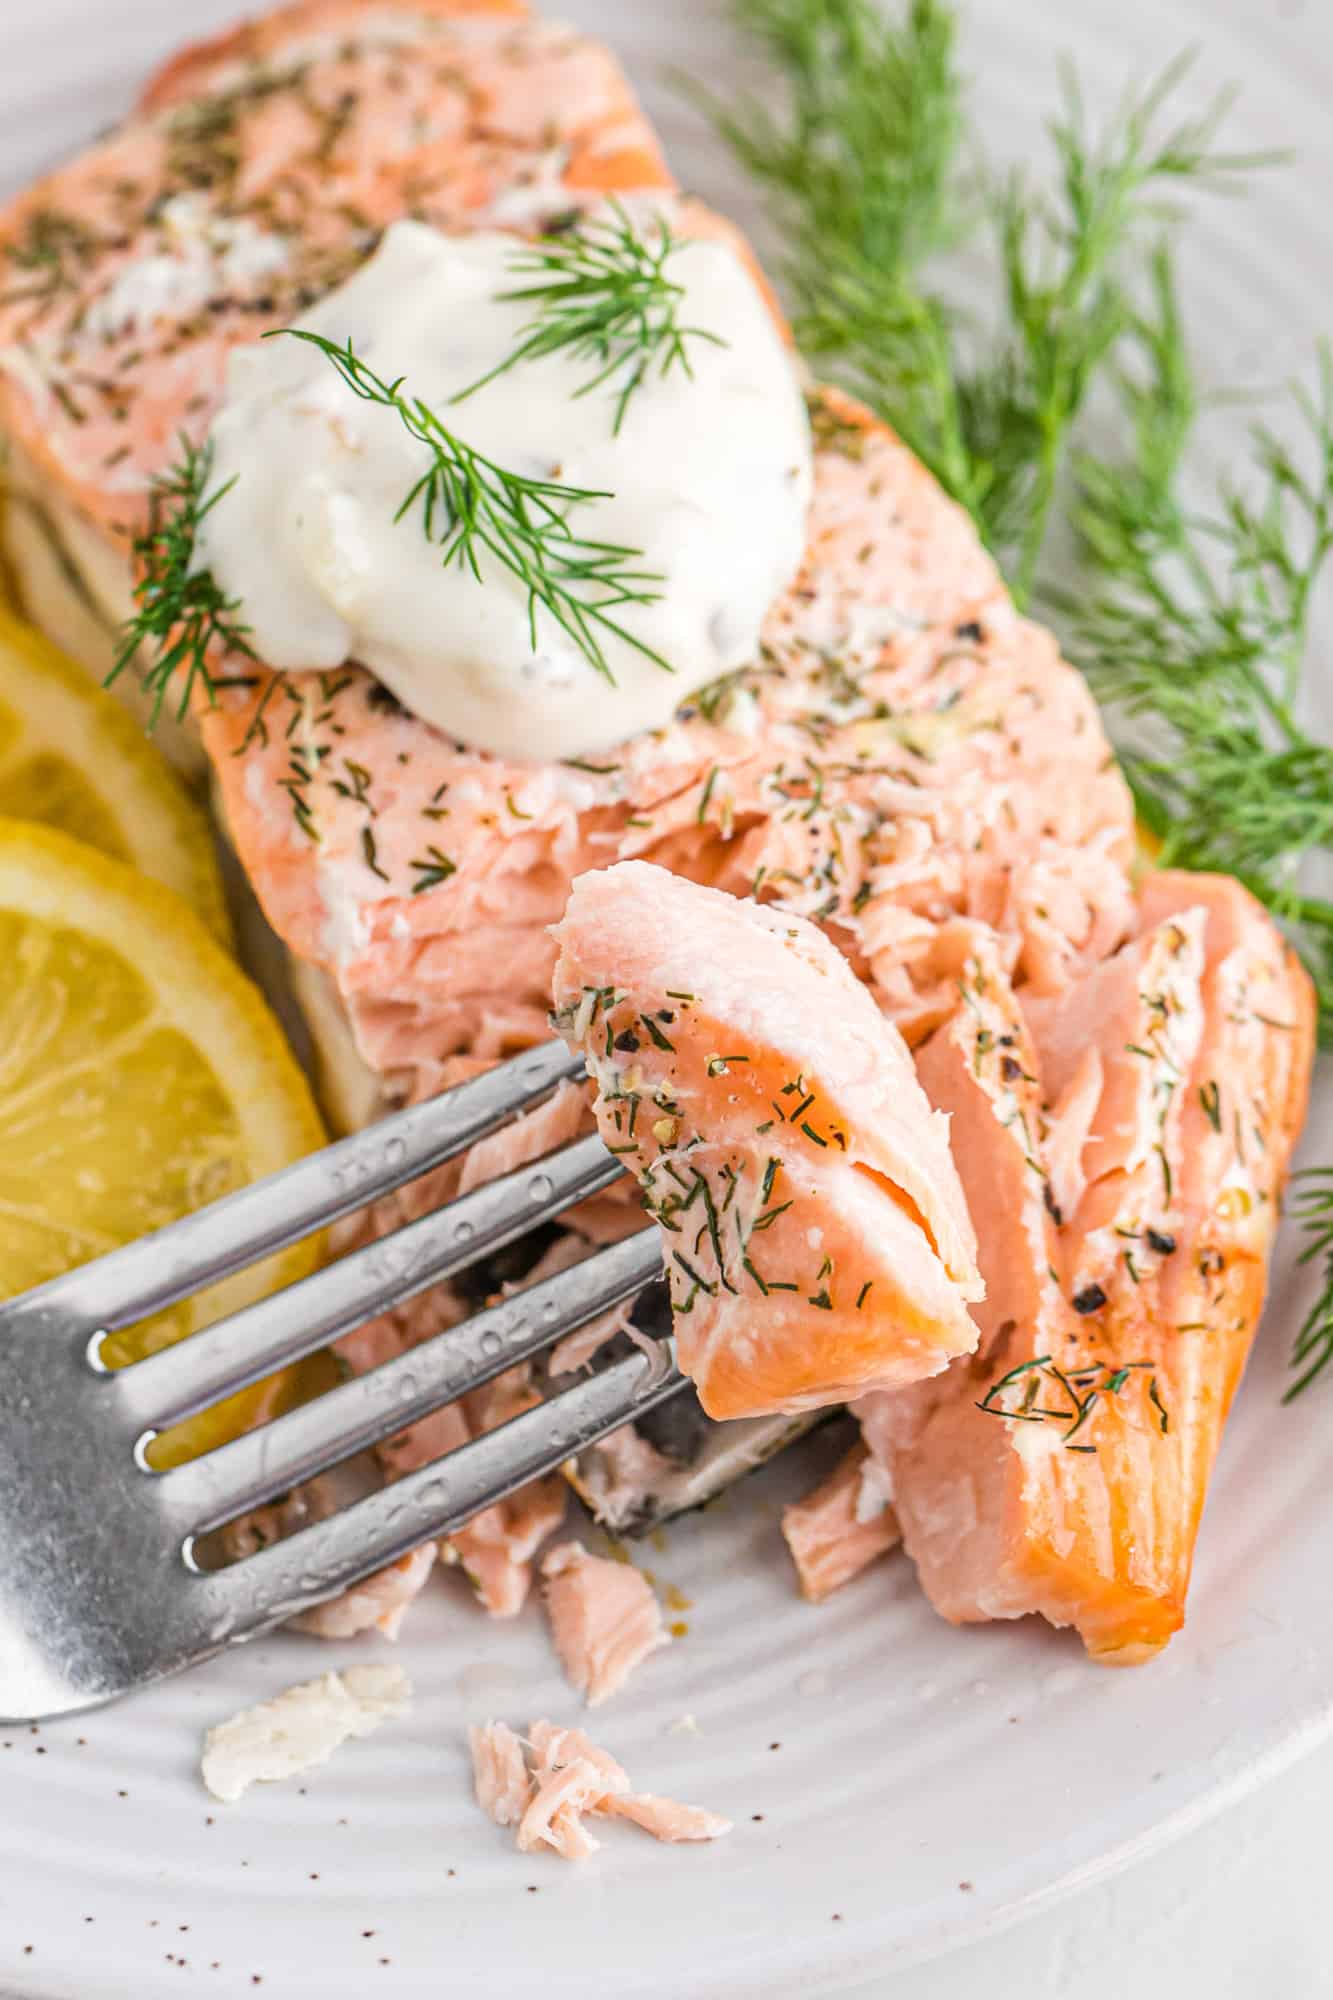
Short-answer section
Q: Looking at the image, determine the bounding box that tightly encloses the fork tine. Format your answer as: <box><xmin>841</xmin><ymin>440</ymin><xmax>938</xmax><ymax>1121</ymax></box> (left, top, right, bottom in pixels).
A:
<box><xmin>162</xmin><ymin>1229</ymin><xmax>662</xmax><ymax>1534</ymax></box>
<box><xmin>198</xmin><ymin>1339</ymin><xmax>686</xmax><ymax>1636</ymax></box>
<box><xmin>113</xmin><ymin>1134</ymin><xmax>622</xmax><ymax>1432</ymax></box>
<box><xmin>9</xmin><ymin>1040</ymin><xmax>583</xmax><ymax>1332</ymax></box>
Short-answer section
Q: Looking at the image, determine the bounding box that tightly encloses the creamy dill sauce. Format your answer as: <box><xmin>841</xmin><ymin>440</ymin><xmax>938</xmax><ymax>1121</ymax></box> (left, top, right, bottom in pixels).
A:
<box><xmin>197</xmin><ymin>216</ymin><xmax>813</xmax><ymax>762</ymax></box>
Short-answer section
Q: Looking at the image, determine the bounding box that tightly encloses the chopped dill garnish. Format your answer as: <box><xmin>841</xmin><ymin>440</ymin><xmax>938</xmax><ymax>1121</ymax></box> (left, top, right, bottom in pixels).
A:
<box><xmin>452</xmin><ymin>200</ymin><xmax>724</xmax><ymax>434</ymax></box>
<box><xmin>409</xmin><ymin>845</ymin><xmax>457</xmax><ymax>894</ymax></box>
<box><xmin>2</xmin><ymin>205</ymin><xmax>103</xmax><ymax>307</ymax></box>
<box><xmin>639</xmin><ymin>1014</ymin><xmax>677</xmax><ymax>1052</ymax></box>
<box><xmin>108</xmin><ymin>435</ymin><xmax>255</xmax><ymax>725</ymax></box>
<box><xmin>977</xmin><ymin>1354</ymin><xmax>1163</xmax><ymax>1445</ymax></box>
<box><xmin>276</xmin><ymin>329</ymin><xmax>674</xmax><ymax>687</ymax></box>
<box><xmin>361</xmin><ymin>826</ymin><xmax>388</xmax><ymax>881</ymax></box>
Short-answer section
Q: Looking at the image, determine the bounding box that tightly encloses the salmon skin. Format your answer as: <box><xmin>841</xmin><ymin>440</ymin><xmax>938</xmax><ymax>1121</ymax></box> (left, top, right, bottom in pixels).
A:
<box><xmin>0</xmin><ymin>0</ymin><xmax>1314</xmax><ymax>1652</ymax></box>
<box><xmin>860</xmin><ymin>873</ymin><xmax>1315</xmax><ymax>1663</ymax></box>
<box><xmin>552</xmin><ymin>860</ymin><xmax>983</xmax><ymax>1420</ymax></box>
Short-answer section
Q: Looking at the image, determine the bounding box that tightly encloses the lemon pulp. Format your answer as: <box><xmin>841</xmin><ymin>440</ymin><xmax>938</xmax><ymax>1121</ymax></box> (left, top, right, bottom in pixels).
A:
<box><xmin>0</xmin><ymin>606</ymin><xmax>231</xmax><ymax>942</ymax></box>
<box><xmin>0</xmin><ymin>819</ymin><xmax>325</xmax><ymax>1465</ymax></box>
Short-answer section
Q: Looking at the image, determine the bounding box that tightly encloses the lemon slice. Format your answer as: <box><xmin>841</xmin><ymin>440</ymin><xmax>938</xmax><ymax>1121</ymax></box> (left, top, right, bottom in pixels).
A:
<box><xmin>0</xmin><ymin>819</ymin><xmax>325</xmax><ymax>1464</ymax></box>
<box><xmin>0</xmin><ymin>606</ymin><xmax>231</xmax><ymax>945</ymax></box>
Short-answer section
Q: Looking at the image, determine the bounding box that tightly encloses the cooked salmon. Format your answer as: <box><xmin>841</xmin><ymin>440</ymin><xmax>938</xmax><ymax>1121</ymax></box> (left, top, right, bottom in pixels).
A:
<box><xmin>0</xmin><ymin>0</ymin><xmax>1308</xmax><ymax>1660</ymax></box>
<box><xmin>0</xmin><ymin>0</ymin><xmax>1135</xmax><ymax>1585</ymax></box>
<box><xmin>292</xmin><ymin>1543</ymin><xmax>438</xmax><ymax>1640</ymax></box>
<box><xmin>468</xmin><ymin>1717</ymin><xmax>530</xmax><ymax>1828</ymax></box>
<box><xmin>860</xmin><ymin>874</ymin><xmax>1314</xmax><ymax>1661</ymax></box>
<box><xmin>540</xmin><ymin>1540</ymin><xmax>669</xmax><ymax>1706</ymax></box>
<box><xmin>0</xmin><ymin>2</ymin><xmax>1133</xmax><ymax>1065</ymax></box>
<box><xmin>551</xmin><ymin>861</ymin><xmax>984</xmax><ymax>1417</ymax></box>
<box><xmin>469</xmin><ymin>1717</ymin><xmax>731</xmax><ymax>1859</ymax></box>
<box><xmin>781</xmin><ymin>1441</ymin><xmax>900</xmax><ymax>1603</ymax></box>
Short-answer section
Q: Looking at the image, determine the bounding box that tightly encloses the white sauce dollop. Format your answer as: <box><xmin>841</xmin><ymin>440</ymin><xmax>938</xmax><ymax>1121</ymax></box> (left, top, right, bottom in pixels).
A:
<box><xmin>196</xmin><ymin>215</ymin><xmax>812</xmax><ymax>762</ymax></box>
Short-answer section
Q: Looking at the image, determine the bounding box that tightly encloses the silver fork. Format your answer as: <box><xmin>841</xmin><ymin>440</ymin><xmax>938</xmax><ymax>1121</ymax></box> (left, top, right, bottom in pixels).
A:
<box><xmin>0</xmin><ymin>1041</ymin><xmax>680</xmax><ymax>1721</ymax></box>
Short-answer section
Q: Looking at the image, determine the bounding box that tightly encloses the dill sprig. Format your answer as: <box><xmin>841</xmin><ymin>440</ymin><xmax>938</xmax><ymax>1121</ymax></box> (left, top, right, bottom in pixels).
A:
<box><xmin>278</xmin><ymin>329</ymin><xmax>672</xmax><ymax>684</ymax></box>
<box><xmin>1059</xmin><ymin>272</ymin><xmax>1333</xmax><ymax>1039</ymax></box>
<box><xmin>691</xmin><ymin>0</ymin><xmax>979</xmax><ymax>511</ymax></box>
<box><xmin>962</xmin><ymin>55</ymin><xmax>1275</xmax><ymax>602</ymax></box>
<box><xmin>1285</xmin><ymin>1170</ymin><xmax>1333</xmax><ymax>1400</ymax></box>
<box><xmin>108</xmin><ymin>436</ymin><xmax>255</xmax><ymax>725</ymax></box>
<box><xmin>452</xmin><ymin>201</ymin><xmax>723</xmax><ymax>434</ymax></box>
<box><xmin>704</xmin><ymin>3</ymin><xmax>1272</xmax><ymax>598</ymax></box>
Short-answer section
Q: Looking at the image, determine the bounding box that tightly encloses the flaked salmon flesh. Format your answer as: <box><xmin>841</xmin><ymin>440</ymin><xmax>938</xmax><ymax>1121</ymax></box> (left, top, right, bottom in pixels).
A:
<box><xmin>552</xmin><ymin>861</ymin><xmax>983</xmax><ymax>1419</ymax></box>
<box><xmin>0</xmin><ymin>0</ymin><xmax>1315</xmax><ymax>1660</ymax></box>
<box><xmin>469</xmin><ymin>1718</ymin><xmax>731</xmax><ymax>1859</ymax></box>
<box><xmin>860</xmin><ymin>873</ymin><xmax>1314</xmax><ymax>1662</ymax></box>
<box><xmin>539</xmin><ymin>1539</ymin><xmax>669</xmax><ymax>1707</ymax></box>
<box><xmin>781</xmin><ymin>1442</ymin><xmax>900</xmax><ymax>1604</ymax></box>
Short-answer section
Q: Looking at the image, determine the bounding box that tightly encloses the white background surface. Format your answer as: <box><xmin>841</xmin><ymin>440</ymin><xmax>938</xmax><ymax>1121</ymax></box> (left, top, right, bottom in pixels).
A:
<box><xmin>1</xmin><ymin>3</ymin><xmax>1331</xmax><ymax>1997</ymax></box>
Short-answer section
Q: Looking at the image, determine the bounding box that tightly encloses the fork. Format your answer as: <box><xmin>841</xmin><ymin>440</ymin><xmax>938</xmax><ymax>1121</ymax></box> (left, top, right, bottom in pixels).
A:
<box><xmin>0</xmin><ymin>1041</ymin><xmax>682</xmax><ymax>1721</ymax></box>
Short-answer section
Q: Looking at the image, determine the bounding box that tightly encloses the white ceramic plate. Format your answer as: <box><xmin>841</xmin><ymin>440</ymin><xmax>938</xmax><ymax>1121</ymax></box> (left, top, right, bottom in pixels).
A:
<box><xmin>1</xmin><ymin>2</ymin><xmax>1331</xmax><ymax>1995</ymax></box>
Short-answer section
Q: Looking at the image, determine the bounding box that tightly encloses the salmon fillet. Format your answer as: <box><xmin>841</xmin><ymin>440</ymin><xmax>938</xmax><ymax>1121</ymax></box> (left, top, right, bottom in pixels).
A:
<box><xmin>552</xmin><ymin>861</ymin><xmax>983</xmax><ymax>1419</ymax></box>
<box><xmin>2</xmin><ymin>0</ymin><xmax>1306</xmax><ymax>1658</ymax></box>
<box><xmin>860</xmin><ymin>874</ymin><xmax>1315</xmax><ymax>1661</ymax></box>
<box><xmin>0</xmin><ymin>5</ymin><xmax>1135</xmax><ymax>1114</ymax></box>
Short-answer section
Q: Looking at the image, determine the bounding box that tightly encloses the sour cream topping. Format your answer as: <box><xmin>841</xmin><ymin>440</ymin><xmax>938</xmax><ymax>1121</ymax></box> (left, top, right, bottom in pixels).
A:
<box><xmin>196</xmin><ymin>214</ymin><xmax>813</xmax><ymax>762</ymax></box>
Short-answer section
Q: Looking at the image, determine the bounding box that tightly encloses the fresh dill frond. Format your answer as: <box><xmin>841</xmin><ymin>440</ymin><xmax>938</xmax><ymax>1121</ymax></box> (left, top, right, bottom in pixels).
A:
<box><xmin>692</xmin><ymin>0</ymin><xmax>981</xmax><ymax>513</ymax></box>
<box><xmin>962</xmin><ymin>52</ymin><xmax>1278</xmax><ymax>601</ymax></box>
<box><xmin>1285</xmin><ymin>1169</ymin><xmax>1333</xmax><ymax>1400</ymax></box>
<box><xmin>707</xmin><ymin>0</ymin><xmax>963</xmax><ymax>279</ymax></box>
<box><xmin>452</xmin><ymin>201</ymin><xmax>723</xmax><ymax>434</ymax></box>
<box><xmin>109</xmin><ymin>436</ymin><xmax>255</xmax><ymax>725</ymax></box>
<box><xmin>278</xmin><ymin>329</ymin><xmax>672</xmax><ymax>684</ymax></box>
<box><xmin>704</xmin><ymin>3</ymin><xmax>1271</xmax><ymax>598</ymax></box>
<box><xmin>1060</xmin><ymin>272</ymin><xmax>1333</xmax><ymax>1038</ymax></box>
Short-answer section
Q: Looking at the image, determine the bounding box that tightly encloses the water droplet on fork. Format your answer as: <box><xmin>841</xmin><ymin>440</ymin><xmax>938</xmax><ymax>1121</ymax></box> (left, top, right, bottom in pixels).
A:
<box><xmin>529</xmin><ymin>1174</ymin><xmax>553</xmax><ymax>1203</ymax></box>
